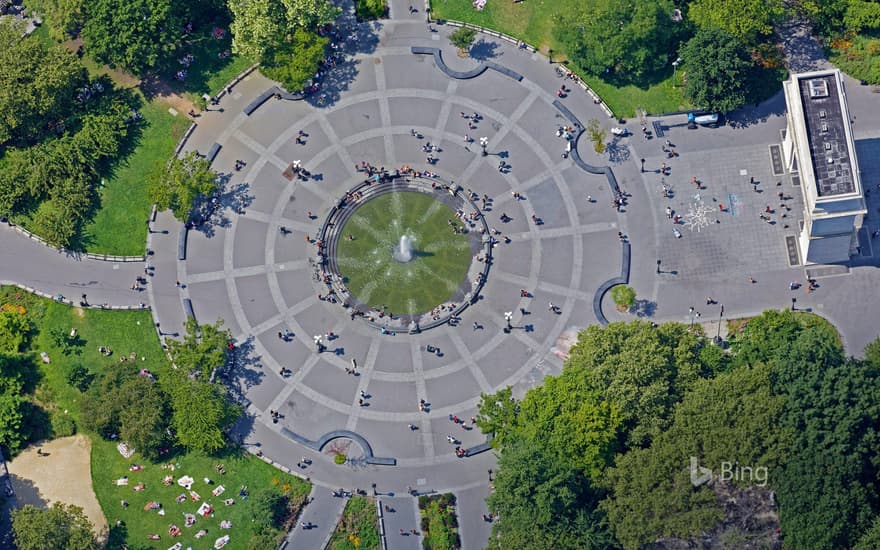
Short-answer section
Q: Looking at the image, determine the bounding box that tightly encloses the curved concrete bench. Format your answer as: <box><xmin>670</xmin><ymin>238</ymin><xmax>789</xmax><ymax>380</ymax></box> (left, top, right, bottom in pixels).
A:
<box><xmin>411</xmin><ymin>47</ymin><xmax>523</xmax><ymax>82</ymax></box>
<box><xmin>280</xmin><ymin>428</ymin><xmax>397</xmax><ymax>466</ymax></box>
<box><xmin>592</xmin><ymin>241</ymin><xmax>631</xmax><ymax>325</ymax></box>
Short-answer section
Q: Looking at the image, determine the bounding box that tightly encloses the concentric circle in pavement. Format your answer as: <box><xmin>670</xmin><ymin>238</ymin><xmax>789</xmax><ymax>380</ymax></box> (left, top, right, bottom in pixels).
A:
<box><xmin>173</xmin><ymin>20</ymin><xmax>624</xmax><ymax>492</ymax></box>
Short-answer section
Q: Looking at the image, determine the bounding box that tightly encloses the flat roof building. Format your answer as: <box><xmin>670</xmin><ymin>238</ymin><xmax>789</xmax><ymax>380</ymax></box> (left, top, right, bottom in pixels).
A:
<box><xmin>782</xmin><ymin>69</ymin><xmax>866</xmax><ymax>264</ymax></box>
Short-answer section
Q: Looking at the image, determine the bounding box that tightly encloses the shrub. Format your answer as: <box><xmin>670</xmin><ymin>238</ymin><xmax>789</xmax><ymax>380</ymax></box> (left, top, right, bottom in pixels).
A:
<box><xmin>334</xmin><ymin>453</ymin><xmax>347</xmax><ymax>465</ymax></box>
<box><xmin>449</xmin><ymin>27</ymin><xmax>477</xmax><ymax>55</ymax></box>
<box><xmin>51</xmin><ymin>412</ymin><xmax>77</xmax><ymax>437</ymax></box>
<box><xmin>355</xmin><ymin>0</ymin><xmax>386</xmax><ymax>19</ymax></box>
<box><xmin>611</xmin><ymin>285</ymin><xmax>636</xmax><ymax>311</ymax></box>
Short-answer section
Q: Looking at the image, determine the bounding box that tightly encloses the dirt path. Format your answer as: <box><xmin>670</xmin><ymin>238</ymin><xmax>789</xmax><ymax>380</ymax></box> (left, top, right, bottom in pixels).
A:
<box><xmin>7</xmin><ymin>435</ymin><xmax>108</xmax><ymax>542</ymax></box>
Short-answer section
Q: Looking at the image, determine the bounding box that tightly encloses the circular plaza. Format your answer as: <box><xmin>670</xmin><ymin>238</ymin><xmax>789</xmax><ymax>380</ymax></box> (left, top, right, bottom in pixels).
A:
<box><xmin>165</xmin><ymin>17</ymin><xmax>626</xmax><ymax>496</ymax></box>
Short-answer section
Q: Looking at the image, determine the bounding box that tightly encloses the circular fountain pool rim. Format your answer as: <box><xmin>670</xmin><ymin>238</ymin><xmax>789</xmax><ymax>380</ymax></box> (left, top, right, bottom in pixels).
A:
<box><xmin>317</xmin><ymin>175</ymin><xmax>492</xmax><ymax>333</ymax></box>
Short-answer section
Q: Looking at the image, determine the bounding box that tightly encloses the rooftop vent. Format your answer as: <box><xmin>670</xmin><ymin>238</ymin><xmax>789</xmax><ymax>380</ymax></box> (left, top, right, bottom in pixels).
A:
<box><xmin>824</xmin><ymin>142</ymin><xmax>832</xmax><ymax>151</ymax></box>
<box><xmin>821</xmin><ymin>122</ymin><xmax>829</xmax><ymax>133</ymax></box>
<box><xmin>809</xmin><ymin>79</ymin><xmax>829</xmax><ymax>98</ymax></box>
<box><xmin>819</xmin><ymin>109</ymin><xmax>827</xmax><ymax>118</ymax></box>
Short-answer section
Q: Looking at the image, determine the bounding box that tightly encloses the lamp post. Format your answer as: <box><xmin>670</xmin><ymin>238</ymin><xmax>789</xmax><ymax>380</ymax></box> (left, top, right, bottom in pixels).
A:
<box><xmin>503</xmin><ymin>311</ymin><xmax>513</xmax><ymax>333</ymax></box>
<box><xmin>791</xmin><ymin>297</ymin><xmax>797</xmax><ymax>311</ymax></box>
<box><xmin>480</xmin><ymin>137</ymin><xmax>488</xmax><ymax>157</ymax></box>
<box><xmin>656</xmin><ymin>259</ymin><xmax>661</xmax><ymax>274</ymax></box>
<box><xmin>313</xmin><ymin>335</ymin><xmax>324</xmax><ymax>353</ymax></box>
<box><xmin>672</xmin><ymin>57</ymin><xmax>681</xmax><ymax>88</ymax></box>
<box><xmin>714</xmin><ymin>303</ymin><xmax>724</xmax><ymax>344</ymax></box>
<box><xmin>688</xmin><ymin>306</ymin><xmax>696</xmax><ymax>329</ymax></box>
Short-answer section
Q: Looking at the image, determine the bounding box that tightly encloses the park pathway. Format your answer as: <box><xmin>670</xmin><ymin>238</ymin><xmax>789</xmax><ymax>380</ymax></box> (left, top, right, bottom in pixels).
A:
<box><xmin>0</xmin><ymin>223</ymin><xmax>146</xmax><ymax>308</ymax></box>
<box><xmin>283</xmin><ymin>486</ymin><xmax>348</xmax><ymax>549</ymax></box>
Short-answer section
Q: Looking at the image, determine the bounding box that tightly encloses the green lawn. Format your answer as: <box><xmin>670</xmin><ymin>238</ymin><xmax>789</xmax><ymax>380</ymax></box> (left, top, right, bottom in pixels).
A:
<box><xmin>327</xmin><ymin>496</ymin><xmax>381</xmax><ymax>550</ymax></box>
<box><xmin>418</xmin><ymin>493</ymin><xmax>460</xmax><ymax>550</ymax></box>
<box><xmin>335</xmin><ymin>192</ymin><xmax>473</xmax><ymax>314</ymax></box>
<box><xmin>0</xmin><ymin>287</ymin><xmax>167</xmax><ymax>427</ymax></box>
<box><xmin>429</xmin><ymin>0</ymin><xmax>690</xmax><ymax>116</ymax></box>
<box><xmin>78</xmin><ymin>100</ymin><xmax>189</xmax><ymax>255</ymax></box>
<box><xmin>92</xmin><ymin>438</ymin><xmax>310</xmax><ymax>550</ymax></box>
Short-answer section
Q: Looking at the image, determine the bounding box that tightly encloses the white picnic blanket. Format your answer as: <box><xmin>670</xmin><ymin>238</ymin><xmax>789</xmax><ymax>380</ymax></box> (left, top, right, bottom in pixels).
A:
<box><xmin>177</xmin><ymin>475</ymin><xmax>194</xmax><ymax>489</ymax></box>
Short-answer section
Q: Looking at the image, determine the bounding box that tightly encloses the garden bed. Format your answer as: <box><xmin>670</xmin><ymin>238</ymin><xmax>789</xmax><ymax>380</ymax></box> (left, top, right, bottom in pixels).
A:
<box><xmin>418</xmin><ymin>493</ymin><xmax>461</xmax><ymax>549</ymax></box>
<box><xmin>327</xmin><ymin>495</ymin><xmax>381</xmax><ymax>550</ymax></box>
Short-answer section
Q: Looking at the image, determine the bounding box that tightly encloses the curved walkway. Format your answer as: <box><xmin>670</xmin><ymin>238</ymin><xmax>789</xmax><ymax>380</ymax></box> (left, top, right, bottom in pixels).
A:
<box><xmin>0</xmin><ymin>223</ymin><xmax>147</xmax><ymax>308</ymax></box>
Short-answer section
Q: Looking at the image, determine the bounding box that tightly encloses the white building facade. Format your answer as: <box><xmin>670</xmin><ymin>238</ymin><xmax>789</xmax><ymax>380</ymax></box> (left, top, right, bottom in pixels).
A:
<box><xmin>782</xmin><ymin>69</ymin><xmax>866</xmax><ymax>264</ymax></box>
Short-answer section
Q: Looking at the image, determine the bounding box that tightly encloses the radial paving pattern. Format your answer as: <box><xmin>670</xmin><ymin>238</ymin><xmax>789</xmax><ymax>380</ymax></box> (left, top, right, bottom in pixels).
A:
<box><xmin>172</xmin><ymin>19</ymin><xmax>626</xmax><ymax>499</ymax></box>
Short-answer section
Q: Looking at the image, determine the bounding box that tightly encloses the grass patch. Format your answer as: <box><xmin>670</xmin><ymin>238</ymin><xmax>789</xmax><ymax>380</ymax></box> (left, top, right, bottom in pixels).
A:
<box><xmin>0</xmin><ymin>287</ymin><xmax>165</xmax><ymax>427</ymax></box>
<box><xmin>429</xmin><ymin>0</ymin><xmax>690</xmax><ymax>116</ymax></box>
<box><xmin>327</xmin><ymin>496</ymin><xmax>381</xmax><ymax>550</ymax></box>
<box><xmin>418</xmin><ymin>493</ymin><xmax>460</xmax><ymax>550</ymax></box>
<box><xmin>78</xmin><ymin>100</ymin><xmax>189</xmax><ymax>255</ymax></box>
<box><xmin>92</xmin><ymin>438</ymin><xmax>310</xmax><ymax>550</ymax></box>
<box><xmin>335</xmin><ymin>191</ymin><xmax>473</xmax><ymax>314</ymax></box>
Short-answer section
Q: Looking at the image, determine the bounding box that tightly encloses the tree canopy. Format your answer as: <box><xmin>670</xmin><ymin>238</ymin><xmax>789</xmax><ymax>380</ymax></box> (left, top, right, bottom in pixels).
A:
<box><xmin>554</xmin><ymin>0</ymin><xmax>680</xmax><ymax>79</ymax></box>
<box><xmin>229</xmin><ymin>0</ymin><xmax>339</xmax><ymax>62</ymax></box>
<box><xmin>81</xmin><ymin>0</ymin><xmax>182</xmax><ymax>75</ymax></box>
<box><xmin>80</xmin><ymin>365</ymin><xmax>171</xmax><ymax>459</ymax></box>
<box><xmin>0</xmin><ymin>21</ymin><xmax>88</xmax><ymax>147</ymax></box>
<box><xmin>261</xmin><ymin>28</ymin><xmax>329</xmax><ymax>93</ymax></box>
<box><xmin>163</xmin><ymin>372</ymin><xmax>240</xmax><ymax>453</ymax></box>
<box><xmin>148</xmin><ymin>151</ymin><xmax>218</xmax><ymax>222</ymax></box>
<box><xmin>166</xmin><ymin>318</ymin><xmax>231</xmax><ymax>378</ymax></box>
<box><xmin>12</xmin><ymin>502</ymin><xmax>99</xmax><ymax>550</ymax></box>
<box><xmin>688</xmin><ymin>0</ymin><xmax>784</xmax><ymax>44</ymax></box>
<box><xmin>680</xmin><ymin>29</ymin><xmax>759</xmax><ymax>113</ymax></box>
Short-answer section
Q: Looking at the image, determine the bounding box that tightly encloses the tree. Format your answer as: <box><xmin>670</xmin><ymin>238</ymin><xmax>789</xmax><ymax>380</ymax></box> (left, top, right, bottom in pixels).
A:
<box><xmin>680</xmin><ymin>29</ymin><xmax>760</xmax><ymax>113</ymax></box>
<box><xmin>167</xmin><ymin>318</ymin><xmax>231</xmax><ymax>379</ymax></box>
<box><xmin>585</xmin><ymin>119</ymin><xmax>606</xmax><ymax>154</ymax></box>
<box><xmin>0</xmin><ymin>310</ymin><xmax>31</xmax><ymax>353</ymax></box>
<box><xmin>0</xmin><ymin>375</ymin><xmax>25</xmax><ymax>452</ymax></box>
<box><xmin>229</xmin><ymin>0</ymin><xmax>286</xmax><ymax>61</ymax></box>
<box><xmin>149</xmin><ymin>151</ymin><xmax>218</xmax><ymax>221</ymax></box>
<box><xmin>487</xmin><ymin>442</ymin><xmax>614</xmax><ymax>550</ymax></box>
<box><xmin>12</xmin><ymin>502</ymin><xmax>99</xmax><ymax>550</ymax></box>
<box><xmin>601</xmin><ymin>362</ymin><xmax>790</xmax><ymax>548</ymax></box>
<box><xmin>610</xmin><ymin>285</ymin><xmax>636</xmax><ymax>311</ymax></box>
<box><xmin>42</xmin><ymin>0</ymin><xmax>87</xmax><ymax>41</ymax></box>
<box><xmin>164</xmin><ymin>373</ymin><xmax>240</xmax><ymax>453</ymax></box>
<box><xmin>772</xmin><ymin>349</ymin><xmax>880</xmax><ymax>550</ymax></box>
<box><xmin>81</xmin><ymin>0</ymin><xmax>182</xmax><ymax>74</ymax></box>
<box><xmin>118</xmin><ymin>376</ymin><xmax>171</xmax><ymax>458</ymax></box>
<box><xmin>80</xmin><ymin>366</ymin><xmax>171</xmax><ymax>459</ymax></box>
<box><xmin>261</xmin><ymin>28</ymin><xmax>329</xmax><ymax>92</ymax></box>
<box><xmin>0</xmin><ymin>21</ymin><xmax>88</xmax><ymax>146</ymax></box>
<box><xmin>283</xmin><ymin>0</ymin><xmax>340</xmax><ymax>29</ymax></box>
<box><xmin>845</xmin><ymin>0</ymin><xmax>880</xmax><ymax>33</ymax></box>
<box><xmin>449</xmin><ymin>27</ymin><xmax>477</xmax><ymax>55</ymax></box>
<box><xmin>555</xmin><ymin>0</ymin><xmax>679</xmax><ymax>79</ymax></box>
<box><xmin>228</xmin><ymin>0</ymin><xmax>338</xmax><ymax>62</ymax></box>
<box><xmin>688</xmin><ymin>0</ymin><xmax>784</xmax><ymax>45</ymax></box>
